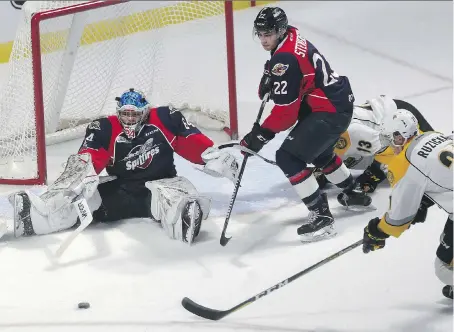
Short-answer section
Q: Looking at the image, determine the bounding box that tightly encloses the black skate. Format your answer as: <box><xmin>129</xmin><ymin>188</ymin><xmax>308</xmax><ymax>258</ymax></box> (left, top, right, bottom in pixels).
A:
<box><xmin>337</xmin><ymin>188</ymin><xmax>372</xmax><ymax>207</ymax></box>
<box><xmin>297</xmin><ymin>193</ymin><xmax>336</xmax><ymax>242</ymax></box>
<box><xmin>442</xmin><ymin>285</ymin><xmax>453</xmax><ymax>300</ymax></box>
<box><xmin>182</xmin><ymin>200</ymin><xmax>203</xmax><ymax>245</ymax></box>
<box><xmin>13</xmin><ymin>191</ymin><xmax>35</xmax><ymax>237</ymax></box>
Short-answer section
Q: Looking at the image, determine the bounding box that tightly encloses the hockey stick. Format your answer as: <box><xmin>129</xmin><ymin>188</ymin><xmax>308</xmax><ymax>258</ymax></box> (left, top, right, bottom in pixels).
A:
<box><xmin>219</xmin><ymin>92</ymin><xmax>270</xmax><ymax>246</ymax></box>
<box><xmin>182</xmin><ymin>239</ymin><xmax>363</xmax><ymax>320</ymax></box>
<box><xmin>54</xmin><ymin>175</ymin><xmax>116</xmax><ymax>257</ymax></box>
<box><xmin>54</xmin><ymin>197</ymin><xmax>93</xmax><ymax>257</ymax></box>
<box><xmin>218</xmin><ymin>142</ymin><xmax>277</xmax><ymax>166</ymax></box>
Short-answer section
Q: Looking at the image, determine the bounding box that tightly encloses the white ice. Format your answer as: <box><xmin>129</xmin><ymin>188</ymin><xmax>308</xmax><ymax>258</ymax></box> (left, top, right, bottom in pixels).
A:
<box><xmin>0</xmin><ymin>1</ymin><xmax>452</xmax><ymax>331</ymax></box>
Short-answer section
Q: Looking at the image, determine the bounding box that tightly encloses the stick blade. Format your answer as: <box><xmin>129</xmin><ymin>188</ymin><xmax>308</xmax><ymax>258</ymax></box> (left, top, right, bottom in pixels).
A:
<box><xmin>220</xmin><ymin>234</ymin><xmax>231</xmax><ymax>246</ymax></box>
<box><xmin>181</xmin><ymin>297</ymin><xmax>229</xmax><ymax>321</ymax></box>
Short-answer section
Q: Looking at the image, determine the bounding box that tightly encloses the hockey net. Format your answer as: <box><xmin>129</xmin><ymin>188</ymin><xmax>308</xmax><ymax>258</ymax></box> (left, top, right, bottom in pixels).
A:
<box><xmin>0</xmin><ymin>0</ymin><xmax>239</xmax><ymax>184</ymax></box>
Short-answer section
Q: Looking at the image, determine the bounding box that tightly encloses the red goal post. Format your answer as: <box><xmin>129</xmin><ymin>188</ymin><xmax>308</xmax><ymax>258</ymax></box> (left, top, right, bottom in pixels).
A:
<box><xmin>0</xmin><ymin>0</ymin><xmax>259</xmax><ymax>185</ymax></box>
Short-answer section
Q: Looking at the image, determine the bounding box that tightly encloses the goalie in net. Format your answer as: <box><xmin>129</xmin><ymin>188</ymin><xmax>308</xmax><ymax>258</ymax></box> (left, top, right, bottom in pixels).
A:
<box><xmin>9</xmin><ymin>89</ymin><xmax>238</xmax><ymax>245</ymax></box>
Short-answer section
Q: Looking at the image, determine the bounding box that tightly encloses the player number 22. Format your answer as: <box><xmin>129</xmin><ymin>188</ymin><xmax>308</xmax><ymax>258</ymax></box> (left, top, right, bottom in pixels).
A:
<box><xmin>273</xmin><ymin>81</ymin><xmax>287</xmax><ymax>95</ymax></box>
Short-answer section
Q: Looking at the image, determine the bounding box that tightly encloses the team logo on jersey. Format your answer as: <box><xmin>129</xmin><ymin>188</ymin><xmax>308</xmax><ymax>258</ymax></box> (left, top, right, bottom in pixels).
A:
<box><xmin>335</xmin><ymin>137</ymin><xmax>347</xmax><ymax>150</ymax></box>
<box><xmin>387</xmin><ymin>170</ymin><xmax>394</xmax><ymax>186</ymax></box>
<box><xmin>88</xmin><ymin>121</ymin><xmax>100</xmax><ymax>130</ymax></box>
<box><xmin>123</xmin><ymin>138</ymin><xmax>160</xmax><ymax>170</ymax></box>
<box><xmin>271</xmin><ymin>63</ymin><xmax>289</xmax><ymax>76</ymax></box>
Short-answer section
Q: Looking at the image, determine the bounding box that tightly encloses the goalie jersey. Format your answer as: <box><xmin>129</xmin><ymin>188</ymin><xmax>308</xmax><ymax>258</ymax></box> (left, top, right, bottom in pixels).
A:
<box><xmin>78</xmin><ymin>106</ymin><xmax>213</xmax><ymax>181</ymax></box>
<box><xmin>378</xmin><ymin>132</ymin><xmax>453</xmax><ymax>237</ymax></box>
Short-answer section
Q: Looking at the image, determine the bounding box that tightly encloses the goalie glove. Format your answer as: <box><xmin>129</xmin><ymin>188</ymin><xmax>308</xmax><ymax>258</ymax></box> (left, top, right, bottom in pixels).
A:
<box><xmin>201</xmin><ymin>147</ymin><xmax>239</xmax><ymax>183</ymax></box>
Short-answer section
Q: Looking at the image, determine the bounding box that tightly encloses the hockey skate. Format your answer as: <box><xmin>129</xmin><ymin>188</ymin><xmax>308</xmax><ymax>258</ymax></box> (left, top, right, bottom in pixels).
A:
<box><xmin>442</xmin><ymin>285</ymin><xmax>453</xmax><ymax>300</ymax></box>
<box><xmin>13</xmin><ymin>191</ymin><xmax>35</xmax><ymax>237</ymax></box>
<box><xmin>297</xmin><ymin>193</ymin><xmax>337</xmax><ymax>242</ymax></box>
<box><xmin>337</xmin><ymin>187</ymin><xmax>372</xmax><ymax>207</ymax></box>
<box><xmin>181</xmin><ymin>200</ymin><xmax>203</xmax><ymax>245</ymax></box>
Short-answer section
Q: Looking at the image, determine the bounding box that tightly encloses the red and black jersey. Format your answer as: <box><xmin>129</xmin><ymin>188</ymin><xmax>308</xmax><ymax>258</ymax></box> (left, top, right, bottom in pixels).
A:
<box><xmin>78</xmin><ymin>106</ymin><xmax>214</xmax><ymax>181</ymax></box>
<box><xmin>261</xmin><ymin>26</ymin><xmax>355</xmax><ymax>133</ymax></box>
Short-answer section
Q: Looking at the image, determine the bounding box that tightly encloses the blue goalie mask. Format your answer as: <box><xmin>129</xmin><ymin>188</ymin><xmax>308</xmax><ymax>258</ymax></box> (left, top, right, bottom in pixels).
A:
<box><xmin>115</xmin><ymin>88</ymin><xmax>150</xmax><ymax>139</ymax></box>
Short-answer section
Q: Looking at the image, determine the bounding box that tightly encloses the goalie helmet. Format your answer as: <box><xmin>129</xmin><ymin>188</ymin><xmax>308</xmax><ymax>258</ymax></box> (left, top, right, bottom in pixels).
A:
<box><xmin>254</xmin><ymin>7</ymin><xmax>288</xmax><ymax>36</ymax></box>
<box><xmin>115</xmin><ymin>88</ymin><xmax>150</xmax><ymax>139</ymax></box>
<box><xmin>379</xmin><ymin>109</ymin><xmax>419</xmax><ymax>148</ymax></box>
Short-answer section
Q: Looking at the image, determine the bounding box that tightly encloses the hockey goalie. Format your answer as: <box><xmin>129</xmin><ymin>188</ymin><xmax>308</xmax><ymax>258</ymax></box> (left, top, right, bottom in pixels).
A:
<box><xmin>9</xmin><ymin>89</ymin><xmax>238</xmax><ymax>245</ymax></box>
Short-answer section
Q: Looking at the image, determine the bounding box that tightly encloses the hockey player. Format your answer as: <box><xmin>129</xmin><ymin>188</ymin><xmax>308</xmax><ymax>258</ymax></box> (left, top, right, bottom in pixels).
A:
<box><xmin>317</xmin><ymin>95</ymin><xmax>434</xmax><ymax>193</ymax></box>
<box><xmin>11</xmin><ymin>89</ymin><xmax>239</xmax><ymax>245</ymax></box>
<box><xmin>362</xmin><ymin>110</ymin><xmax>453</xmax><ymax>299</ymax></box>
<box><xmin>241</xmin><ymin>6</ymin><xmax>370</xmax><ymax>241</ymax></box>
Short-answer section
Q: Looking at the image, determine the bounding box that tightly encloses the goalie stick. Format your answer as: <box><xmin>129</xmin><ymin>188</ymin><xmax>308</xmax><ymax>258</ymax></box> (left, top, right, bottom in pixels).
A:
<box><xmin>218</xmin><ymin>142</ymin><xmax>277</xmax><ymax>166</ymax></box>
<box><xmin>220</xmin><ymin>91</ymin><xmax>270</xmax><ymax>246</ymax></box>
<box><xmin>54</xmin><ymin>175</ymin><xmax>117</xmax><ymax>258</ymax></box>
<box><xmin>182</xmin><ymin>239</ymin><xmax>363</xmax><ymax>320</ymax></box>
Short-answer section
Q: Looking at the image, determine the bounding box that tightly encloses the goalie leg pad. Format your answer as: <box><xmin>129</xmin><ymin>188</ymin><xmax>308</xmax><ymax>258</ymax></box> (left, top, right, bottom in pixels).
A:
<box><xmin>145</xmin><ymin>177</ymin><xmax>211</xmax><ymax>244</ymax></box>
<box><xmin>27</xmin><ymin>190</ymin><xmax>101</xmax><ymax>235</ymax></box>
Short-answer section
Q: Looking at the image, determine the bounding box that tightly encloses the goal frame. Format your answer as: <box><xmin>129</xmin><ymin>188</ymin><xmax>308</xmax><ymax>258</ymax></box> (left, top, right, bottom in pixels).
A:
<box><xmin>2</xmin><ymin>0</ymin><xmax>241</xmax><ymax>185</ymax></box>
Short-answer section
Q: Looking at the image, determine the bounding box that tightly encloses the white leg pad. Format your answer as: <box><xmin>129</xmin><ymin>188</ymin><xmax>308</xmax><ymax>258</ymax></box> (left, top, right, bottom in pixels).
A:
<box><xmin>145</xmin><ymin>177</ymin><xmax>211</xmax><ymax>242</ymax></box>
<box><xmin>29</xmin><ymin>190</ymin><xmax>101</xmax><ymax>235</ymax></box>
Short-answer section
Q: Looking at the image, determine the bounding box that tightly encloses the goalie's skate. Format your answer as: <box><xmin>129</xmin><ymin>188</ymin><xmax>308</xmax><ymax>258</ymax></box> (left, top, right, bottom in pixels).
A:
<box><xmin>297</xmin><ymin>193</ymin><xmax>337</xmax><ymax>242</ymax></box>
<box><xmin>182</xmin><ymin>200</ymin><xmax>203</xmax><ymax>245</ymax></box>
<box><xmin>13</xmin><ymin>191</ymin><xmax>35</xmax><ymax>238</ymax></box>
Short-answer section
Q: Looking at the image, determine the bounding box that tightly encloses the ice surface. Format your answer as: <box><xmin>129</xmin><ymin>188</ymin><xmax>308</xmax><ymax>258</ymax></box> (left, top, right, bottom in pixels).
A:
<box><xmin>0</xmin><ymin>2</ymin><xmax>452</xmax><ymax>331</ymax></box>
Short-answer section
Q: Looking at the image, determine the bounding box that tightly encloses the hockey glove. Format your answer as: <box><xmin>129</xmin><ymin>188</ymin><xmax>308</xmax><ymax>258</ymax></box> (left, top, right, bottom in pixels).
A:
<box><xmin>363</xmin><ymin>217</ymin><xmax>389</xmax><ymax>253</ymax></box>
<box><xmin>355</xmin><ymin>161</ymin><xmax>386</xmax><ymax>193</ymax></box>
<box><xmin>240</xmin><ymin>123</ymin><xmax>275</xmax><ymax>154</ymax></box>
<box><xmin>412</xmin><ymin>195</ymin><xmax>435</xmax><ymax>224</ymax></box>
<box><xmin>311</xmin><ymin>168</ymin><xmax>329</xmax><ymax>189</ymax></box>
<box><xmin>258</xmin><ymin>60</ymin><xmax>272</xmax><ymax>100</ymax></box>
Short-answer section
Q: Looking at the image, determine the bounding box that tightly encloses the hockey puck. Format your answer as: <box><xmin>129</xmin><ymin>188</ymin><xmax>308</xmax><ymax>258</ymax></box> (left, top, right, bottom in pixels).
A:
<box><xmin>78</xmin><ymin>302</ymin><xmax>90</xmax><ymax>309</ymax></box>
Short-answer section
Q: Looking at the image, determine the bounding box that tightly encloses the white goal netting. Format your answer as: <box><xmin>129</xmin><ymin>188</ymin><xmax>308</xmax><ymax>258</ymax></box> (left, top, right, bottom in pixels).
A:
<box><xmin>0</xmin><ymin>0</ymin><xmax>235</xmax><ymax>182</ymax></box>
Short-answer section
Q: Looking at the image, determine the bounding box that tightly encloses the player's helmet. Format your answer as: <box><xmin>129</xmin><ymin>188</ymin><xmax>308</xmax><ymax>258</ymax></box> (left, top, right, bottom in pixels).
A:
<box><xmin>254</xmin><ymin>7</ymin><xmax>288</xmax><ymax>36</ymax></box>
<box><xmin>115</xmin><ymin>88</ymin><xmax>150</xmax><ymax>139</ymax></box>
<box><xmin>379</xmin><ymin>110</ymin><xmax>419</xmax><ymax>148</ymax></box>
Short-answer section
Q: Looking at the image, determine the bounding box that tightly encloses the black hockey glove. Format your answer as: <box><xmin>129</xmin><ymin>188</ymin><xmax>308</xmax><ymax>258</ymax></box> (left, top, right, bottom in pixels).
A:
<box><xmin>355</xmin><ymin>161</ymin><xmax>386</xmax><ymax>193</ymax></box>
<box><xmin>412</xmin><ymin>195</ymin><xmax>435</xmax><ymax>225</ymax></box>
<box><xmin>240</xmin><ymin>123</ymin><xmax>275</xmax><ymax>154</ymax></box>
<box><xmin>363</xmin><ymin>217</ymin><xmax>390</xmax><ymax>254</ymax></box>
<box><xmin>258</xmin><ymin>60</ymin><xmax>272</xmax><ymax>100</ymax></box>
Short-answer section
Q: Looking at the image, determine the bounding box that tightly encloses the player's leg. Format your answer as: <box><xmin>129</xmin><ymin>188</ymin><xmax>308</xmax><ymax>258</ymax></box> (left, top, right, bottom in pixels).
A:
<box><xmin>435</xmin><ymin>215</ymin><xmax>453</xmax><ymax>299</ymax></box>
<box><xmin>275</xmin><ymin>112</ymin><xmax>352</xmax><ymax>240</ymax></box>
<box><xmin>11</xmin><ymin>153</ymin><xmax>102</xmax><ymax>237</ymax></box>
<box><xmin>92</xmin><ymin>179</ymin><xmax>153</xmax><ymax>222</ymax></box>
<box><xmin>145</xmin><ymin>177</ymin><xmax>211</xmax><ymax>245</ymax></box>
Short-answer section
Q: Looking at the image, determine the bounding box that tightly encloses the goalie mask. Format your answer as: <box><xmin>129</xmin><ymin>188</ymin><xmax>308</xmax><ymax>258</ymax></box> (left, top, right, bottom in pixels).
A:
<box><xmin>115</xmin><ymin>88</ymin><xmax>150</xmax><ymax>139</ymax></box>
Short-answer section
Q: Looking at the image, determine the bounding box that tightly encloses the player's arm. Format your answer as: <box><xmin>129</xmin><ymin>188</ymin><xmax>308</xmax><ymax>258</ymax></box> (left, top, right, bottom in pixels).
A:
<box><xmin>78</xmin><ymin>118</ymin><xmax>113</xmax><ymax>174</ymax></box>
<box><xmin>261</xmin><ymin>52</ymin><xmax>304</xmax><ymax>133</ymax></box>
<box><xmin>378</xmin><ymin>166</ymin><xmax>426</xmax><ymax>237</ymax></box>
<box><xmin>157</xmin><ymin>106</ymin><xmax>214</xmax><ymax>164</ymax></box>
<box><xmin>157</xmin><ymin>106</ymin><xmax>239</xmax><ymax>182</ymax></box>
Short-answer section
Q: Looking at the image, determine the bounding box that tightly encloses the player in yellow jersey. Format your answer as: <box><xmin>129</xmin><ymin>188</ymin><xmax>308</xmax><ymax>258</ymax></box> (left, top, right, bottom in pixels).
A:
<box><xmin>315</xmin><ymin>95</ymin><xmax>434</xmax><ymax>194</ymax></box>
<box><xmin>362</xmin><ymin>110</ymin><xmax>453</xmax><ymax>299</ymax></box>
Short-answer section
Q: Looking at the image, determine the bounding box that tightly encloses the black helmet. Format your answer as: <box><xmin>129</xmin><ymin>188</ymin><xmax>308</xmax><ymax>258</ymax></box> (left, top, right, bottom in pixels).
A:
<box><xmin>254</xmin><ymin>7</ymin><xmax>288</xmax><ymax>34</ymax></box>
